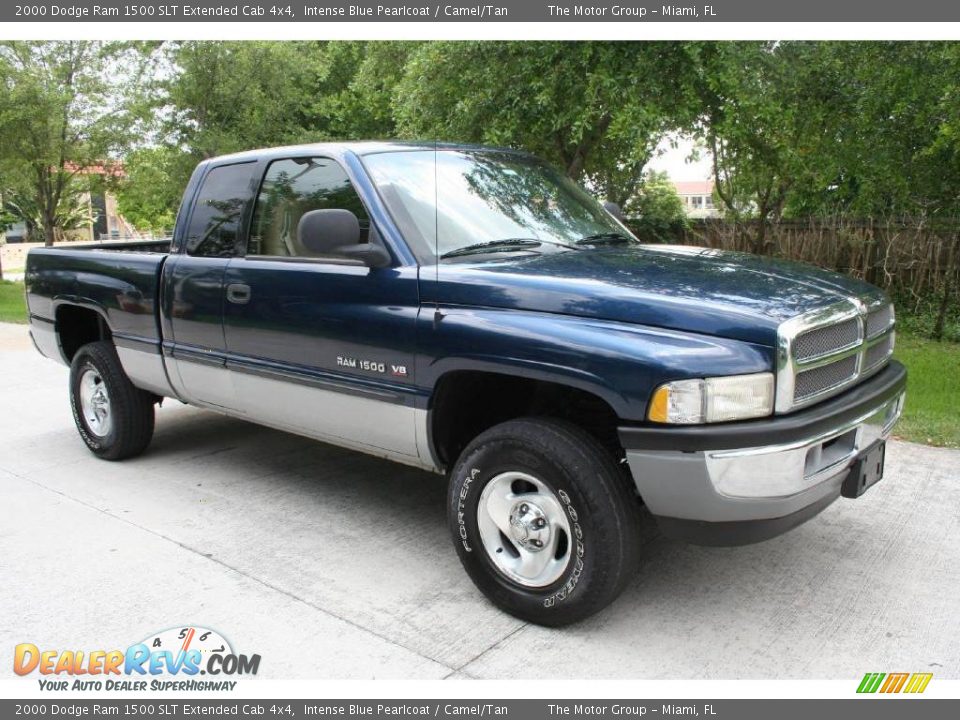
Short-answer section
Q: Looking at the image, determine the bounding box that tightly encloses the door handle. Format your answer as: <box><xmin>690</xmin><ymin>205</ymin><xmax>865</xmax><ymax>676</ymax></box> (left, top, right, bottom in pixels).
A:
<box><xmin>226</xmin><ymin>283</ymin><xmax>251</xmax><ymax>305</ymax></box>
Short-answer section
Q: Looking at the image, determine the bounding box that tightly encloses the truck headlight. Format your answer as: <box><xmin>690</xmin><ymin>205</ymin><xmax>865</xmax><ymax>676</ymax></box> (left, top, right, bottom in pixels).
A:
<box><xmin>648</xmin><ymin>372</ymin><xmax>775</xmax><ymax>424</ymax></box>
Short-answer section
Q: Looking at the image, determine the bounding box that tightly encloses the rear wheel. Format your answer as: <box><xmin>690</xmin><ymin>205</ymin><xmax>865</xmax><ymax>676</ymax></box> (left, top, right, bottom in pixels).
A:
<box><xmin>448</xmin><ymin>417</ymin><xmax>642</xmax><ymax>626</ymax></box>
<box><xmin>69</xmin><ymin>341</ymin><xmax>155</xmax><ymax>460</ymax></box>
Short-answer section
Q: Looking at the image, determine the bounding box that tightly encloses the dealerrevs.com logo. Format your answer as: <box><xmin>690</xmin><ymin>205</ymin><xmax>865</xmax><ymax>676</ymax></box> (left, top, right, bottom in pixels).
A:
<box><xmin>14</xmin><ymin>626</ymin><xmax>260</xmax><ymax>692</ymax></box>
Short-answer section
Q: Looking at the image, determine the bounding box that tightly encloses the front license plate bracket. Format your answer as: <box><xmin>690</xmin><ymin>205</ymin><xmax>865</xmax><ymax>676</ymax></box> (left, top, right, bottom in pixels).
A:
<box><xmin>841</xmin><ymin>441</ymin><xmax>886</xmax><ymax>499</ymax></box>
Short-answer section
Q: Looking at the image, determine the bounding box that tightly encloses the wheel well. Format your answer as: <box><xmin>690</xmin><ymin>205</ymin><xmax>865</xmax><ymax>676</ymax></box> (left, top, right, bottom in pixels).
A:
<box><xmin>430</xmin><ymin>371</ymin><xmax>624</xmax><ymax>468</ymax></box>
<box><xmin>56</xmin><ymin>305</ymin><xmax>111</xmax><ymax>362</ymax></box>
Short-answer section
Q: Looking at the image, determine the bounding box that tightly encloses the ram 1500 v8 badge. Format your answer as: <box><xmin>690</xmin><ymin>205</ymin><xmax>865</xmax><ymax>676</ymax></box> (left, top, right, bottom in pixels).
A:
<box><xmin>25</xmin><ymin>142</ymin><xmax>906</xmax><ymax>625</ymax></box>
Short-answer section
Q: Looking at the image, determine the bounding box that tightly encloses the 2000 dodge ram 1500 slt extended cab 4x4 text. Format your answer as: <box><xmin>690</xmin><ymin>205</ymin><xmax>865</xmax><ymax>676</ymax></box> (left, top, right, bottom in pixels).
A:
<box><xmin>26</xmin><ymin>142</ymin><xmax>907</xmax><ymax>625</ymax></box>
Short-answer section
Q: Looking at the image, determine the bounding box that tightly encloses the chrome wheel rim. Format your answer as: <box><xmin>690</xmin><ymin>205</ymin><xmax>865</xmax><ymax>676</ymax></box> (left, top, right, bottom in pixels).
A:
<box><xmin>79</xmin><ymin>367</ymin><xmax>112</xmax><ymax>437</ymax></box>
<box><xmin>477</xmin><ymin>471</ymin><xmax>573</xmax><ymax>588</ymax></box>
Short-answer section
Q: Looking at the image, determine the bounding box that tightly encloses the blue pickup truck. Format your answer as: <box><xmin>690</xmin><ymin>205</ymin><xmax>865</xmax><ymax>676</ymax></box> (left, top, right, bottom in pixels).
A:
<box><xmin>26</xmin><ymin>142</ymin><xmax>906</xmax><ymax>625</ymax></box>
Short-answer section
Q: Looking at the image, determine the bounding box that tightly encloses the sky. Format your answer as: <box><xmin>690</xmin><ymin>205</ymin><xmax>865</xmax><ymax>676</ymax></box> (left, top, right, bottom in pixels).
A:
<box><xmin>646</xmin><ymin>133</ymin><xmax>713</xmax><ymax>182</ymax></box>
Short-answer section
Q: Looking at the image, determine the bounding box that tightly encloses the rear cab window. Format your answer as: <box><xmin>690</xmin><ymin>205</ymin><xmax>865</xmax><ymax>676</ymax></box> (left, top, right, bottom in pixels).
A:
<box><xmin>183</xmin><ymin>161</ymin><xmax>259</xmax><ymax>257</ymax></box>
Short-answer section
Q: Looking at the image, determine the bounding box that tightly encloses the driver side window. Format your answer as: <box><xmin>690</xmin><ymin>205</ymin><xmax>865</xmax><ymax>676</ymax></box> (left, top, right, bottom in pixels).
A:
<box><xmin>248</xmin><ymin>157</ymin><xmax>370</xmax><ymax>257</ymax></box>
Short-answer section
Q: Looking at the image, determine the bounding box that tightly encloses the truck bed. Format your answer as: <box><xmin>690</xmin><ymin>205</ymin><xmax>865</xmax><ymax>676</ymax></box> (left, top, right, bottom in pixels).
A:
<box><xmin>25</xmin><ymin>240</ymin><xmax>172</xmax><ymax>355</ymax></box>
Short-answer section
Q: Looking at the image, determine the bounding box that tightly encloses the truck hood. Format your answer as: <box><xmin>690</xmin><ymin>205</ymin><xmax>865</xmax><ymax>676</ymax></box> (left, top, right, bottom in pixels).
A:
<box><xmin>427</xmin><ymin>245</ymin><xmax>886</xmax><ymax>346</ymax></box>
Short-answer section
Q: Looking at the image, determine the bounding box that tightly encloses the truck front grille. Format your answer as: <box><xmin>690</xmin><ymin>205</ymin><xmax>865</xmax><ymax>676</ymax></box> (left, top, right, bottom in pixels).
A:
<box><xmin>794</xmin><ymin>355</ymin><xmax>859</xmax><ymax>403</ymax></box>
<box><xmin>777</xmin><ymin>299</ymin><xmax>896</xmax><ymax>413</ymax></box>
<box><xmin>793</xmin><ymin>318</ymin><xmax>861</xmax><ymax>361</ymax></box>
<box><xmin>866</xmin><ymin>304</ymin><xmax>895</xmax><ymax>338</ymax></box>
<box><xmin>864</xmin><ymin>332</ymin><xmax>895</xmax><ymax>373</ymax></box>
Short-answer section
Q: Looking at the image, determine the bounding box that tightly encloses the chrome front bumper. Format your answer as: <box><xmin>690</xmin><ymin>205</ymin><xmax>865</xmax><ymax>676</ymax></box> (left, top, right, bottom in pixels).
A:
<box><xmin>703</xmin><ymin>391</ymin><xmax>903</xmax><ymax>500</ymax></box>
<box><xmin>619</xmin><ymin>362</ymin><xmax>907</xmax><ymax>545</ymax></box>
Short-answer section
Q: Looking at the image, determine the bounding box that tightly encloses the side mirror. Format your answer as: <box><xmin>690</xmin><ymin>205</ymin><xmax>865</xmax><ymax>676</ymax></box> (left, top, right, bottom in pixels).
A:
<box><xmin>603</xmin><ymin>201</ymin><xmax>626</xmax><ymax>222</ymax></box>
<box><xmin>337</xmin><ymin>243</ymin><xmax>392</xmax><ymax>269</ymax></box>
<box><xmin>296</xmin><ymin>209</ymin><xmax>390</xmax><ymax>267</ymax></box>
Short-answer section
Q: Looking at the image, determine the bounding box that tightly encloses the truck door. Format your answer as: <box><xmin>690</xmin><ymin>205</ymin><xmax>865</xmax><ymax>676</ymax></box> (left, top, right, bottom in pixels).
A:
<box><xmin>220</xmin><ymin>156</ymin><xmax>420</xmax><ymax>459</ymax></box>
<box><xmin>161</xmin><ymin>160</ymin><xmax>259</xmax><ymax>409</ymax></box>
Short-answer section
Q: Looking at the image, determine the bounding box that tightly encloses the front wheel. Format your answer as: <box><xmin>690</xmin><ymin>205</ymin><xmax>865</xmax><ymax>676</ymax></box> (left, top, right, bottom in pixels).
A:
<box><xmin>69</xmin><ymin>341</ymin><xmax>156</xmax><ymax>461</ymax></box>
<box><xmin>448</xmin><ymin>417</ymin><xmax>642</xmax><ymax>626</ymax></box>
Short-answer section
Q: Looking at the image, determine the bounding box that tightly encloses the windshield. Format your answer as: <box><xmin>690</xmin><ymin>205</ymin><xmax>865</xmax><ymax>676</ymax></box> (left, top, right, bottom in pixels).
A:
<box><xmin>362</xmin><ymin>149</ymin><xmax>634</xmax><ymax>262</ymax></box>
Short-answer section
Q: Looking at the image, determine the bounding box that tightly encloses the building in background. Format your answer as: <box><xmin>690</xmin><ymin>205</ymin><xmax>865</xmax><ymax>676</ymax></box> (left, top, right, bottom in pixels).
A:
<box><xmin>673</xmin><ymin>180</ymin><xmax>720</xmax><ymax>218</ymax></box>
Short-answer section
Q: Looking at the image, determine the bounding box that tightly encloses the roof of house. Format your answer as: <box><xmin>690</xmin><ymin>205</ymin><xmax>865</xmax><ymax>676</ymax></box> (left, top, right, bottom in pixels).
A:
<box><xmin>673</xmin><ymin>180</ymin><xmax>714</xmax><ymax>195</ymax></box>
<box><xmin>63</xmin><ymin>162</ymin><xmax>125</xmax><ymax>177</ymax></box>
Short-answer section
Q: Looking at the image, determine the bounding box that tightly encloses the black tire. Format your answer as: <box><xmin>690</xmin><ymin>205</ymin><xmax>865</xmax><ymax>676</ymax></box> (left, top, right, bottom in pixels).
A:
<box><xmin>69</xmin><ymin>341</ymin><xmax>155</xmax><ymax>461</ymax></box>
<box><xmin>448</xmin><ymin>417</ymin><xmax>642</xmax><ymax>626</ymax></box>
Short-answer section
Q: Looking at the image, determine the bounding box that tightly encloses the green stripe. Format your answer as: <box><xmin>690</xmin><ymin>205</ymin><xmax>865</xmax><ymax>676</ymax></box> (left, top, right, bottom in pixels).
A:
<box><xmin>868</xmin><ymin>673</ymin><xmax>886</xmax><ymax>693</ymax></box>
<box><xmin>857</xmin><ymin>672</ymin><xmax>885</xmax><ymax>693</ymax></box>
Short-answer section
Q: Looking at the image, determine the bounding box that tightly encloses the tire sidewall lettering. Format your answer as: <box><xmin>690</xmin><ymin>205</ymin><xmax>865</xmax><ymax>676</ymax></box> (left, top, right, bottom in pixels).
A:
<box><xmin>542</xmin><ymin>487</ymin><xmax>585</xmax><ymax>608</ymax></box>
<box><xmin>71</xmin><ymin>360</ymin><xmax>107</xmax><ymax>450</ymax></box>
<box><xmin>456</xmin><ymin>467</ymin><xmax>481</xmax><ymax>552</ymax></box>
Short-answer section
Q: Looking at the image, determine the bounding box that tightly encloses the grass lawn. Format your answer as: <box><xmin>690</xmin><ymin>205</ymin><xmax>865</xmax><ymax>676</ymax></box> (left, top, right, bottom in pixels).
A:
<box><xmin>0</xmin><ymin>280</ymin><xmax>27</xmax><ymax>324</ymax></box>
<box><xmin>0</xmin><ymin>278</ymin><xmax>955</xmax><ymax>446</ymax></box>
<box><xmin>893</xmin><ymin>332</ymin><xmax>960</xmax><ymax>448</ymax></box>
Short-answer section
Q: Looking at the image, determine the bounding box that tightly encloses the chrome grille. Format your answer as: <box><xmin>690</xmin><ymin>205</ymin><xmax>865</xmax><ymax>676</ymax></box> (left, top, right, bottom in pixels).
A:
<box><xmin>777</xmin><ymin>299</ymin><xmax>896</xmax><ymax>412</ymax></box>
<box><xmin>794</xmin><ymin>318</ymin><xmax>861</xmax><ymax>361</ymax></box>
<box><xmin>794</xmin><ymin>355</ymin><xmax>859</xmax><ymax>402</ymax></box>
<box><xmin>864</xmin><ymin>332</ymin><xmax>895</xmax><ymax>372</ymax></box>
<box><xmin>866</xmin><ymin>305</ymin><xmax>894</xmax><ymax>338</ymax></box>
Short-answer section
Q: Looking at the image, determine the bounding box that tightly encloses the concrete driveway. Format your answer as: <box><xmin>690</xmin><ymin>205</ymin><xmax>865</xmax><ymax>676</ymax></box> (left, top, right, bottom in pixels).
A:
<box><xmin>1</xmin><ymin>322</ymin><xmax>958</xmax><ymax>680</ymax></box>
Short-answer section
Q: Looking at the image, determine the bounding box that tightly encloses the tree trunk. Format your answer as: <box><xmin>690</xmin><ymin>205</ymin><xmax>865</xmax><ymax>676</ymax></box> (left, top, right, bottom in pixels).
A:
<box><xmin>932</xmin><ymin>234</ymin><xmax>958</xmax><ymax>341</ymax></box>
<box><xmin>752</xmin><ymin>193</ymin><xmax>770</xmax><ymax>255</ymax></box>
<box><xmin>754</xmin><ymin>216</ymin><xmax>768</xmax><ymax>255</ymax></box>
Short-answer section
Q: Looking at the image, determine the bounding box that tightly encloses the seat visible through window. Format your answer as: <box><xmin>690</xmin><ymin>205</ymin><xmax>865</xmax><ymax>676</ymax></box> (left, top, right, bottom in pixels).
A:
<box><xmin>248</xmin><ymin>157</ymin><xmax>370</xmax><ymax>258</ymax></box>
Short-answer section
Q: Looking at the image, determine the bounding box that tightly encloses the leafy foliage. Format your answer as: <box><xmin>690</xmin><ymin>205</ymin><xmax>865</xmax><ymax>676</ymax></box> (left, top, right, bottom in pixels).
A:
<box><xmin>164</xmin><ymin>41</ymin><xmax>325</xmax><ymax>158</ymax></box>
<box><xmin>624</xmin><ymin>171</ymin><xmax>689</xmax><ymax>243</ymax></box>
<box><xmin>392</xmin><ymin>42</ymin><xmax>693</xmax><ymax>205</ymax></box>
<box><xmin>687</xmin><ymin>42</ymin><xmax>960</xmax><ymax>222</ymax></box>
<box><xmin>3</xmin><ymin>179</ymin><xmax>94</xmax><ymax>242</ymax></box>
<box><xmin>0</xmin><ymin>41</ymin><xmax>155</xmax><ymax>245</ymax></box>
<box><xmin>113</xmin><ymin>147</ymin><xmax>181</xmax><ymax>235</ymax></box>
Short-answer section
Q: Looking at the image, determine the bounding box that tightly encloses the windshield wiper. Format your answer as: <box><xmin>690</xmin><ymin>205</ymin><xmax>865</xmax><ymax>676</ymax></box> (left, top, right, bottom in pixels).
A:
<box><xmin>440</xmin><ymin>239</ymin><xmax>543</xmax><ymax>259</ymax></box>
<box><xmin>574</xmin><ymin>232</ymin><xmax>637</xmax><ymax>246</ymax></box>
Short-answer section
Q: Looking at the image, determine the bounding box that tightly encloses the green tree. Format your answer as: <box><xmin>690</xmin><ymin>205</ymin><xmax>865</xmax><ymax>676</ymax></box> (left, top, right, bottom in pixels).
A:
<box><xmin>160</xmin><ymin>41</ymin><xmax>413</xmax><ymax>190</ymax></box>
<box><xmin>685</xmin><ymin>42</ymin><xmax>815</xmax><ymax>250</ymax></box>
<box><xmin>689</xmin><ymin>41</ymin><xmax>960</xmax><ymax>225</ymax></box>
<box><xmin>0</xmin><ymin>41</ymin><xmax>155</xmax><ymax>246</ymax></box>
<box><xmin>392</xmin><ymin>42</ymin><xmax>693</xmax><ymax>204</ymax></box>
<box><xmin>312</xmin><ymin>41</ymin><xmax>418</xmax><ymax>139</ymax></box>
<box><xmin>3</xmin><ymin>180</ymin><xmax>94</xmax><ymax>242</ymax></box>
<box><xmin>624</xmin><ymin>170</ymin><xmax>688</xmax><ymax>243</ymax></box>
<box><xmin>791</xmin><ymin>42</ymin><xmax>960</xmax><ymax>219</ymax></box>
<box><xmin>164</xmin><ymin>41</ymin><xmax>325</xmax><ymax>161</ymax></box>
<box><xmin>114</xmin><ymin>146</ymin><xmax>181</xmax><ymax>234</ymax></box>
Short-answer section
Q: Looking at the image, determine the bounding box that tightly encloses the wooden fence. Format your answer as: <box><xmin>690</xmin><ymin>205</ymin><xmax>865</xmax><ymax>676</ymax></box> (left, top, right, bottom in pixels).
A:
<box><xmin>631</xmin><ymin>218</ymin><xmax>960</xmax><ymax>307</ymax></box>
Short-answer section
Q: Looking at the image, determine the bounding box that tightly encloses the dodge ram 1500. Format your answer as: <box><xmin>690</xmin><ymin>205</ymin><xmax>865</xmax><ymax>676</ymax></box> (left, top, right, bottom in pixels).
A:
<box><xmin>26</xmin><ymin>142</ymin><xmax>906</xmax><ymax>625</ymax></box>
